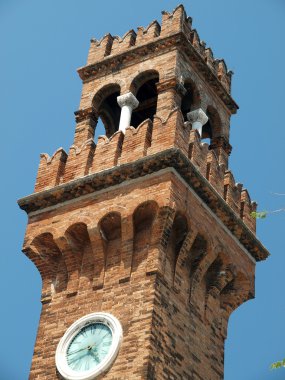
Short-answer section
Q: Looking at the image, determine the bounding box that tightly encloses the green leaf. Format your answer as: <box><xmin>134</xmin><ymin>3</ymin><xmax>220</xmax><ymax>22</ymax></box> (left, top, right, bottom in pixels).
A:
<box><xmin>271</xmin><ymin>359</ymin><xmax>285</xmax><ymax>369</ymax></box>
<box><xmin>250</xmin><ymin>211</ymin><xmax>268</xmax><ymax>219</ymax></box>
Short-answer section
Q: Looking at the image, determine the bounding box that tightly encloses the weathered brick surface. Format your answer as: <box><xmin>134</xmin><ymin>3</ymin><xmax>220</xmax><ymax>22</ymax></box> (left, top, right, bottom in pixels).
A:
<box><xmin>19</xmin><ymin>4</ymin><xmax>268</xmax><ymax>380</ymax></box>
<box><xmin>31</xmin><ymin>1</ymin><xmax>256</xmax><ymax>231</ymax></box>
<box><xmin>23</xmin><ymin>172</ymin><xmax>256</xmax><ymax>379</ymax></box>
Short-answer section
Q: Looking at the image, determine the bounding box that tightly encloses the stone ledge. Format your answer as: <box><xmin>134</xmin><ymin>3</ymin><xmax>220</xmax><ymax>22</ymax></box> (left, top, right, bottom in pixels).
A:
<box><xmin>18</xmin><ymin>148</ymin><xmax>269</xmax><ymax>262</ymax></box>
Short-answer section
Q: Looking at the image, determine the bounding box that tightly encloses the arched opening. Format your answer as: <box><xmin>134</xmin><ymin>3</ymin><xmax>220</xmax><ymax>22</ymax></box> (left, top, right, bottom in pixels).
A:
<box><xmin>202</xmin><ymin>106</ymin><xmax>222</xmax><ymax>144</ymax></box>
<box><xmin>201</xmin><ymin>118</ymin><xmax>213</xmax><ymax>144</ymax></box>
<box><xmin>130</xmin><ymin>71</ymin><xmax>159</xmax><ymax>128</ymax></box>
<box><xmin>181</xmin><ymin>80</ymin><xmax>200</xmax><ymax>121</ymax></box>
<box><xmin>92</xmin><ymin>84</ymin><xmax>121</xmax><ymax>139</ymax></box>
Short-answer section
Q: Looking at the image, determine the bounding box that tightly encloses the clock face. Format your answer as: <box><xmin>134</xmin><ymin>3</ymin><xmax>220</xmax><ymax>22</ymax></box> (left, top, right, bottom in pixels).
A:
<box><xmin>56</xmin><ymin>313</ymin><xmax>123</xmax><ymax>380</ymax></box>
<box><xmin>66</xmin><ymin>323</ymin><xmax>113</xmax><ymax>373</ymax></box>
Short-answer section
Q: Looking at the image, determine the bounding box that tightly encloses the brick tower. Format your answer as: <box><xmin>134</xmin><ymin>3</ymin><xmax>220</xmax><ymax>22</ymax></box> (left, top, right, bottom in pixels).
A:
<box><xmin>19</xmin><ymin>5</ymin><xmax>269</xmax><ymax>380</ymax></box>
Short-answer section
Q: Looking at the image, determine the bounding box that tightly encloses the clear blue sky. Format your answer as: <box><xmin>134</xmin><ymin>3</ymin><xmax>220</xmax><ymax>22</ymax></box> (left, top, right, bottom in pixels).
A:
<box><xmin>1</xmin><ymin>0</ymin><xmax>284</xmax><ymax>379</ymax></box>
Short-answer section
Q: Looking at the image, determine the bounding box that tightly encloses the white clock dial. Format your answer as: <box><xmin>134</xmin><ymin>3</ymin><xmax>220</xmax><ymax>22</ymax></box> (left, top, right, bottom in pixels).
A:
<box><xmin>55</xmin><ymin>313</ymin><xmax>123</xmax><ymax>380</ymax></box>
<box><xmin>66</xmin><ymin>322</ymin><xmax>112</xmax><ymax>372</ymax></box>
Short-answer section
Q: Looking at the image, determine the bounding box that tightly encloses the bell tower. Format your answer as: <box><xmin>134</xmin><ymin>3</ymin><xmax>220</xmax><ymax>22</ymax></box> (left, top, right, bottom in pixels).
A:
<box><xmin>19</xmin><ymin>5</ymin><xmax>269</xmax><ymax>380</ymax></box>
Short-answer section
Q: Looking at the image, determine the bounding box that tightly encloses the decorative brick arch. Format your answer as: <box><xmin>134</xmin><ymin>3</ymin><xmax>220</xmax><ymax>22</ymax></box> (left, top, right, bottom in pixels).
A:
<box><xmin>129</xmin><ymin>69</ymin><xmax>160</xmax><ymax>95</ymax></box>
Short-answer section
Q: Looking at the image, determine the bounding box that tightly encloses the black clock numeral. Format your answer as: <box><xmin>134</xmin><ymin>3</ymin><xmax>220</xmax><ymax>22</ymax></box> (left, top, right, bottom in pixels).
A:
<box><xmin>90</xmin><ymin>324</ymin><xmax>96</xmax><ymax>335</ymax></box>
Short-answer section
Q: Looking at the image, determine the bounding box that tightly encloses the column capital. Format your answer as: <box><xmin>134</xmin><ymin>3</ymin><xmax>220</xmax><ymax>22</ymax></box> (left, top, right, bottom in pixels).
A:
<box><xmin>117</xmin><ymin>92</ymin><xmax>139</xmax><ymax>110</ymax></box>
<box><xmin>187</xmin><ymin>108</ymin><xmax>208</xmax><ymax>126</ymax></box>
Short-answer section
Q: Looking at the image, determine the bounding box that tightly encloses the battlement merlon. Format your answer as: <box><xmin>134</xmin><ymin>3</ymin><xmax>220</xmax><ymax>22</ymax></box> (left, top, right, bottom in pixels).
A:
<box><xmin>78</xmin><ymin>4</ymin><xmax>238</xmax><ymax>114</ymax></box>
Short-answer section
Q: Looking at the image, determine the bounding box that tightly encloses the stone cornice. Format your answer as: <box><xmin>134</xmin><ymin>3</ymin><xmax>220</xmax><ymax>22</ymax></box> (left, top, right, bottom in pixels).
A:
<box><xmin>77</xmin><ymin>32</ymin><xmax>238</xmax><ymax>114</ymax></box>
<box><xmin>18</xmin><ymin>148</ymin><xmax>269</xmax><ymax>262</ymax></box>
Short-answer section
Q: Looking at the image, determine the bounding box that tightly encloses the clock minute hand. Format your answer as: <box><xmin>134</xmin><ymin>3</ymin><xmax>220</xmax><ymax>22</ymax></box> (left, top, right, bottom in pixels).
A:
<box><xmin>94</xmin><ymin>333</ymin><xmax>109</xmax><ymax>347</ymax></box>
<box><xmin>67</xmin><ymin>346</ymin><xmax>89</xmax><ymax>355</ymax></box>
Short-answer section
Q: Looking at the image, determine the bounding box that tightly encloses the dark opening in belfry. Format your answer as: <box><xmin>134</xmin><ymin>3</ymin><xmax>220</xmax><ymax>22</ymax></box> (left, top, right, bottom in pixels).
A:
<box><xmin>181</xmin><ymin>82</ymin><xmax>193</xmax><ymax>121</ymax></box>
<box><xmin>92</xmin><ymin>84</ymin><xmax>121</xmax><ymax>139</ymax></box>
<box><xmin>131</xmin><ymin>72</ymin><xmax>159</xmax><ymax>128</ymax></box>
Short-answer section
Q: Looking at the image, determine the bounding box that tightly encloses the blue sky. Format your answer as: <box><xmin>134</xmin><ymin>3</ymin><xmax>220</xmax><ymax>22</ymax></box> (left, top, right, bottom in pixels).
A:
<box><xmin>1</xmin><ymin>0</ymin><xmax>285</xmax><ymax>379</ymax></box>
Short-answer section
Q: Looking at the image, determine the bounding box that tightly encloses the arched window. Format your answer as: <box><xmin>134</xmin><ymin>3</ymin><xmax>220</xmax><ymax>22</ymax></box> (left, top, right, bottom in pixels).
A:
<box><xmin>92</xmin><ymin>84</ymin><xmax>121</xmax><ymax>139</ymax></box>
<box><xmin>201</xmin><ymin>118</ymin><xmax>213</xmax><ymax>143</ymax></box>
<box><xmin>130</xmin><ymin>71</ymin><xmax>159</xmax><ymax>128</ymax></box>
<box><xmin>181</xmin><ymin>80</ymin><xmax>200</xmax><ymax>121</ymax></box>
<box><xmin>202</xmin><ymin>106</ymin><xmax>221</xmax><ymax>144</ymax></box>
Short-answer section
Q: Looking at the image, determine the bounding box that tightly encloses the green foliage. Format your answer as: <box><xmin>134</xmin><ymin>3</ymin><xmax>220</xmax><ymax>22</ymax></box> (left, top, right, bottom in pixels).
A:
<box><xmin>250</xmin><ymin>211</ymin><xmax>268</xmax><ymax>219</ymax></box>
<box><xmin>271</xmin><ymin>359</ymin><xmax>285</xmax><ymax>369</ymax></box>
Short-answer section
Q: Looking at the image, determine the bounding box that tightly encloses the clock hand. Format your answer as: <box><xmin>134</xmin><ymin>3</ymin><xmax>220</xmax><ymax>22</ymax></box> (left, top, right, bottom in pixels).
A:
<box><xmin>94</xmin><ymin>333</ymin><xmax>109</xmax><ymax>347</ymax></box>
<box><xmin>67</xmin><ymin>346</ymin><xmax>88</xmax><ymax>356</ymax></box>
<box><xmin>68</xmin><ymin>351</ymin><xmax>89</xmax><ymax>364</ymax></box>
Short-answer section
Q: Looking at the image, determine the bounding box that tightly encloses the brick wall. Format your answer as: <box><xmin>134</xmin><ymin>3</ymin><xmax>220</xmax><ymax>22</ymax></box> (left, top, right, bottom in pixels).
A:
<box><xmin>23</xmin><ymin>172</ymin><xmax>255</xmax><ymax>379</ymax></box>
<box><xmin>18</xmin><ymin>5</ymin><xmax>268</xmax><ymax>379</ymax></box>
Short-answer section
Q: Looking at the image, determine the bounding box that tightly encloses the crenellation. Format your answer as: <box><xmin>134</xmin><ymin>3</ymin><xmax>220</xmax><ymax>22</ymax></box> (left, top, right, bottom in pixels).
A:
<box><xmin>214</xmin><ymin>59</ymin><xmax>232</xmax><ymax>93</ymax></box>
<box><xmin>87</xmin><ymin>34</ymin><xmax>114</xmax><ymax>65</ymax></box>
<box><xmin>81</xmin><ymin>4</ymin><xmax>233</xmax><ymax>98</ymax></box>
<box><xmin>161</xmin><ymin>4</ymin><xmax>187</xmax><ymax>37</ymax></box>
<box><xmin>119</xmin><ymin>119</ymin><xmax>153</xmax><ymax>165</ymax></box>
<box><xmin>148</xmin><ymin>108</ymin><xmax>189</xmax><ymax>156</ymax></box>
<box><xmin>111</xmin><ymin>30</ymin><xmax>137</xmax><ymax>55</ymax></box>
<box><xmin>33</xmin><ymin>114</ymin><xmax>256</xmax><ymax>232</ymax></box>
<box><xmin>63</xmin><ymin>139</ymin><xmax>95</xmax><ymax>183</ymax></box>
<box><xmin>223</xmin><ymin>170</ymin><xmax>242</xmax><ymax>215</ymax></box>
<box><xmin>205</xmin><ymin>47</ymin><xmax>215</xmax><ymax>71</ymax></box>
<box><xmin>190</xmin><ymin>29</ymin><xmax>203</xmax><ymax>54</ymax></box>
<box><xmin>240</xmin><ymin>189</ymin><xmax>256</xmax><ymax>232</ymax></box>
<box><xmin>136</xmin><ymin>21</ymin><xmax>161</xmax><ymax>45</ymax></box>
<box><xmin>35</xmin><ymin>148</ymin><xmax>67</xmax><ymax>192</ymax></box>
<box><xmin>91</xmin><ymin>131</ymin><xmax>124</xmax><ymax>173</ymax></box>
<box><xmin>206</xmin><ymin>149</ymin><xmax>225</xmax><ymax>196</ymax></box>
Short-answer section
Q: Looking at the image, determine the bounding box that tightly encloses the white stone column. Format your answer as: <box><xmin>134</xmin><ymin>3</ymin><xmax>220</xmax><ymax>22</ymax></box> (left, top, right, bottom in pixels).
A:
<box><xmin>187</xmin><ymin>108</ymin><xmax>208</xmax><ymax>137</ymax></box>
<box><xmin>117</xmin><ymin>92</ymin><xmax>139</xmax><ymax>133</ymax></box>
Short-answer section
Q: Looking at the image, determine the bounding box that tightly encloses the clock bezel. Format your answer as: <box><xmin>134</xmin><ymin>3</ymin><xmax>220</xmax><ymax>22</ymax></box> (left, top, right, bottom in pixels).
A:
<box><xmin>55</xmin><ymin>312</ymin><xmax>123</xmax><ymax>380</ymax></box>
